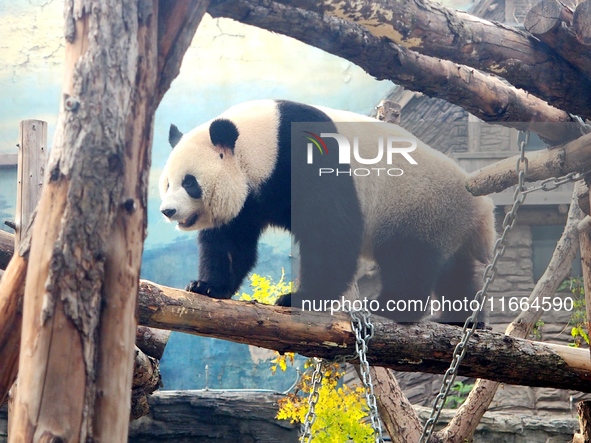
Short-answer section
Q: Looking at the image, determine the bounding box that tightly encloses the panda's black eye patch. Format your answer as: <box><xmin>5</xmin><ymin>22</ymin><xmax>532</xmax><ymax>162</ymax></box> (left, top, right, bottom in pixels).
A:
<box><xmin>182</xmin><ymin>174</ymin><xmax>202</xmax><ymax>199</ymax></box>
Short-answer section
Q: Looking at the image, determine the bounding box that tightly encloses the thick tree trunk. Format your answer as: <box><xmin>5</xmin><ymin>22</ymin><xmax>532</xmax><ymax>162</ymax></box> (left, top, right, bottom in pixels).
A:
<box><xmin>6</xmin><ymin>1</ymin><xmax>209</xmax><ymax>441</ymax></box>
<box><xmin>208</xmin><ymin>0</ymin><xmax>584</xmax><ymax>146</ymax></box>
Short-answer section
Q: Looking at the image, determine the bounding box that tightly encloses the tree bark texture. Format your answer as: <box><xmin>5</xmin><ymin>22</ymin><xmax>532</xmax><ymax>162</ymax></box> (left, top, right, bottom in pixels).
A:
<box><xmin>210</xmin><ymin>0</ymin><xmax>591</xmax><ymax>119</ymax></box>
<box><xmin>367</xmin><ymin>366</ymin><xmax>423</xmax><ymax>443</ymax></box>
<box><xmin>208</xmin><ymin>0</ymin><xmax>584</xmax><ymax>146</ymax></box>
<box><xmin>130</xmin><ymin>346</ymin><xmax>161</xmax><ymax>421</ymax></box>
<box><xmin>524</xmin><ymin>0</ymin><xmax>591</xmax><ymax>78</ymax></box>
<box><xmin>138</xmin><ymin>280</ymin><xmax>591</xmax><ymax>393</ymax></box>
<box><xmin>7</xmin><ymin>1</ymin><xmax>209</xmax><ymax>442</ymax></box>
<box><xmin>135</xmin><ymin>326</ymin><xmax>170</xmax><ymax>360</ymax></box>
<box><xmin>466</xmin><ymin>132</ymin><xmax>591</xmax><ymax>196</ymax></box>
<box><xmin>575</xmin><ymin>400</ymin><xmax>591</xmax><ymax>443</ymax></box>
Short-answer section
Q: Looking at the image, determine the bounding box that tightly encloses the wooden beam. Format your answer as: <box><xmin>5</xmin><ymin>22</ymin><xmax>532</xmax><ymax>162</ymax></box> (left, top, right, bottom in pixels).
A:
<box><xmin>137</xmin><ymin>280</ymin><xmax>591</xmax><ymax>393</ymax></box>
<box><xmin>466</xmin><ymin>132</ymin><xmax>591</xmax><ymax>196</ymax></box>
<box><xmin>15</xmin><ymin>121</ymin><xmax>46</xmax><ymax>247</ymax></box>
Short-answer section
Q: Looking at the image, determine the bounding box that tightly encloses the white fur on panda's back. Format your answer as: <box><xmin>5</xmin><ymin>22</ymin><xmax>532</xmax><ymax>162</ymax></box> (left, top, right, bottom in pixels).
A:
<box><xmin>311</xmin><ymin>105</ymin><xmax>493</xmax><ymax>260</ymax></box>
<box><xmin>217</xmin><ymin>100</ymin><xmax>281</xmax><ymax>191</ymax></box>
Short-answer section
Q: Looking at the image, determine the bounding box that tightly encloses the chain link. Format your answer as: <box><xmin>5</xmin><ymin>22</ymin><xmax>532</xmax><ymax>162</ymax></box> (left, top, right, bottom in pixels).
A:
<box><xmin>569</xmin><ymin>113</ymin><xmax>591</xmax><ymax>135</ymax></box>
<box><xmin>351</xmin><ymin>309</ymin><xmax>385</xmax><ymax>443</ymax></box>
<box><xmin>418</xmin><ymin>131</ymin><xmax>531</xmax><ymax>443</ymax></box>
<box><xmin>522</xmin><ymin>170</ymin><xmax>591</xmax><ymax>194</ymax></box>
<box><xmin>300</xmin><ymin>358</ymin><xmax>323</xmax><ymax>443</ymax></box>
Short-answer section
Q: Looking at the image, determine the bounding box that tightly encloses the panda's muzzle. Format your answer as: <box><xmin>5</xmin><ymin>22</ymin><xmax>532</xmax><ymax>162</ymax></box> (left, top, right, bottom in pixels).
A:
<box><xmin>178</xmin><ymin>212</ymin><xmax>199</xmax><ymax>229</ymax></box>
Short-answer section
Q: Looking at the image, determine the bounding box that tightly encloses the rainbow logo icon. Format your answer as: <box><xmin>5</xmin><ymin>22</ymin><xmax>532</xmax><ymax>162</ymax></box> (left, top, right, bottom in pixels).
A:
<box><xmin>304</xmin><ymin>131</ymin><xmax>329</xmax><ymax>155</ymax></box>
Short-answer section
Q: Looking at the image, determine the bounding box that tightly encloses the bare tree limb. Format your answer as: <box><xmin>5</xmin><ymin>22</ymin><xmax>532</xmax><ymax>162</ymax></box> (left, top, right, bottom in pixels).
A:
<box><xmin>369</xmin><ymin>366</ymin><xmax>422</xmax><ymax>443</ymax></box>
<box><xmin>138</xmin><ymin>280</ymin><xmax>591</xmax><ymax>393</ymax></box>
<box><xmin>466</xmin><ymin>131</ymin><xmax>591</xmax><ymax>196</ymax></box>
<box><xmin>208</xmin><ymin>0</ymin><xmax>584</xmax><ymax>145</ymax></box>
<box><xmin>0</xmin><ymin>254</ymin><xmax>25</xmax><ymax>406</ymax></box>
<box><xmin>210</xmin><ymin>0</ymin><xmax>591</xmax><ymax>119</ymax></box>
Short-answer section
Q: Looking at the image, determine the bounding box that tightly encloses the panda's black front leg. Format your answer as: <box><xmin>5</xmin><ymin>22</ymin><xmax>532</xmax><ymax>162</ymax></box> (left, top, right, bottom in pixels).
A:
<box><xmin>187</xmin><ymin>223</ymin><xmax>261</xmax><ymax>300</ymax></box>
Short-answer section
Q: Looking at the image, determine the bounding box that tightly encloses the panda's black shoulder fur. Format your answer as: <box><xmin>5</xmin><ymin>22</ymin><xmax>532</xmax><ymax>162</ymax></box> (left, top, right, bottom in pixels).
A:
<box><xmin>249</xmin><ymin>100</ymin><xmax>361</xmax><ymax>234</ymax></box>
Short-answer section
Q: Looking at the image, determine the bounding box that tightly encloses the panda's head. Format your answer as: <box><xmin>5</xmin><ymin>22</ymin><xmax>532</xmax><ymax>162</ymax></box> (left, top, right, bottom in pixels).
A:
<box><xmin>159</xmin><ymin>118</ymin><xmax>249</xmax><ymax>230</ymax></box>
<box><xmin>159</xmin><ymin>100</ymin><xmax>280</xmax><ymax>231</ymax></box>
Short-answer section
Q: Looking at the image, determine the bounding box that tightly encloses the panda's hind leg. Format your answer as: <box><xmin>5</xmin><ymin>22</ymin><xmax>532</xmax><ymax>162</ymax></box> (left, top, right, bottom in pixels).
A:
<box><xmin>286</xmin><ymin>228</ymin><xmax>361</xmax><ymax>309</ymax></box>
<box><xmin>374</xmin><ymin>238</ymin><xmax>444</xmax><ymax>323</ymax></box>
<box><xmin>433</xmin><ymin>254</ymin><xmax>485</xmax><ymax>326</ymax></box>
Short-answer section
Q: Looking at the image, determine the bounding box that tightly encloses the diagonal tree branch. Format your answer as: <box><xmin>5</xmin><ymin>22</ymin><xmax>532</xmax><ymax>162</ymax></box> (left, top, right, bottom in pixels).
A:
<box><xmin>262</xmin><ymin>0</ymin><xmax>591</xmax><ymax>118</ymax></box>
<box><xmin>208</xmin><ymin>0</ymin><xmax>585</xmax><ymax>144</ymax></box>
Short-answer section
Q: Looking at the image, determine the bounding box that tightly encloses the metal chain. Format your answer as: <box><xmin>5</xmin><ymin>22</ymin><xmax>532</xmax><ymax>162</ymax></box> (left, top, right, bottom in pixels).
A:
<box><xmin>300</xmin><ymin>357</ymin><xmax>323</xmax><ymax>443</ymax></box>
<box><xmin>418</xmin><ymin>130</ymin><xmax>531</xmax><ymax>443</ymax></box>
<box><xmin>522</xmin><ymin>169</ymin><xmax>591</xmax><ymax>194</ymax></box>
<box><xmin>350</xmin><ymin>309</ymin><xmax>385</xmax><ymax>443</ymax></box>
<box><xmin>569</xmin><ymin>113</ymin><xmax>591</xmax><ymax>136</ymax></box>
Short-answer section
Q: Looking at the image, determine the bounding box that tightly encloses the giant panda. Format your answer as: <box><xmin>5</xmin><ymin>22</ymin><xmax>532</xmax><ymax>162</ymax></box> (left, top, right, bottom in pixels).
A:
<box><xmin>159</xmin><ymin>99</ymin><xmax>496</xmax><ymax>323</ymax></box>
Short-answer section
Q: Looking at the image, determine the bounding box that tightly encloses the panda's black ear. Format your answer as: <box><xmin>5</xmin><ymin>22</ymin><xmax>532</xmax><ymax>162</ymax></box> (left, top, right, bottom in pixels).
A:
<box><xmin>169</xmin><ymin>124</ymin><xmax>183</xmax><ymax>149</ymax></box>
<box><xmin>209</xmin><ymin>118</ymin><xmax>239</xmax><ymax>153</ymax></box>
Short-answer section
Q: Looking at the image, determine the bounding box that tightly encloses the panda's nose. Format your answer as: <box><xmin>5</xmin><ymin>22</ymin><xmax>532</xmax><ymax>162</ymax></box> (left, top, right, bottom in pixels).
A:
<box><xmin>161</xmin><ymin>208</ymin><xmax>176</xmax><ymax>218</ymax></box>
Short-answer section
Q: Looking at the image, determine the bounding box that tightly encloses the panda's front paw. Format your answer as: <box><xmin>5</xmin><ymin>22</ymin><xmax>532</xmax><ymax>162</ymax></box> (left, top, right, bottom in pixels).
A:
<box><xmin>186</xmin><ymin>280</ymin><xmax>230</xmax><ymax>299</ymax></box>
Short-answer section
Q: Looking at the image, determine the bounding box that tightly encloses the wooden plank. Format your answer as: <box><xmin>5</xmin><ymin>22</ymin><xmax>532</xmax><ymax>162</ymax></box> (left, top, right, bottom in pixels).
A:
<box><xmin>15</xmin><ymin>121</ymin><xmax>46</xmax><ymax>247</ymax></box>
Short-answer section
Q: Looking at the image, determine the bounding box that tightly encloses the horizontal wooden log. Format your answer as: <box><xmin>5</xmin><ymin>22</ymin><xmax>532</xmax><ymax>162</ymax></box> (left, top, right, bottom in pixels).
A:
<box><xmin>208</xmin><ymin>0</ymin><xmax>584</xmax><ymax>146</ymax></box>
<box><xmin>466</xmin><ymin>131</ymin><xmax>591</xmax><ymax>196</ymax></box>
<box><xmin>138</xmin><ymin>280</ymin><xmax>591</xmax><ymax>393</ymax></box>
<box><xmin>136</xmin><ymin>326</ymin><xmax>170</xmax><ymax>360</ymax></box>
